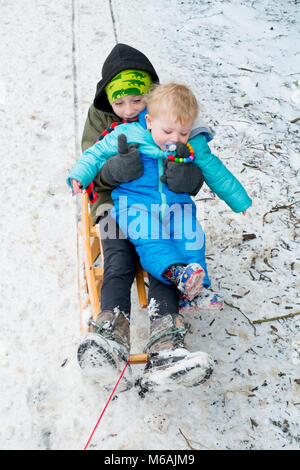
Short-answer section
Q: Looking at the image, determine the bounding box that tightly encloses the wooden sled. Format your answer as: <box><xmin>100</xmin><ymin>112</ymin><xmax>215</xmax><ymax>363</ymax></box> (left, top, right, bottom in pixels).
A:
<box><xmin>77</xmin><ymin>192</ymin><xmax>148</xmax><ymax>364</ymax></box>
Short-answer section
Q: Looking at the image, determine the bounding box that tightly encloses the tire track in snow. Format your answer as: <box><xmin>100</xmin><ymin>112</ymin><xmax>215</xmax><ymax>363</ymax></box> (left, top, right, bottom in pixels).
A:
<box><xmin>109</xmin><ymin>0</ymin><xmax>118</xmax><ymax>44</ymax></box>
<box><xmin>72</xmin><ymin>0</ymin><xmax>81</xmax><ymax>161</ymax></box>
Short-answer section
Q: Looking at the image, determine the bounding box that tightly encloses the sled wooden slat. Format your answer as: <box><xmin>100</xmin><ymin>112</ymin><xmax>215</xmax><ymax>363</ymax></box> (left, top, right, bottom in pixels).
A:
<box><xmin>90</xmin><ymin>237</ymin><xmax>101</xmax><ymax>263</ymax></box>
<box><xmin>135</xmin><ymin>263</ymin><xmax>148</xmax><ymax>308</ymax></box>
<box><xmin>78</xmin><ymin>192</ymin><xmax>148</xmax><ymax>364</ymax></box>
<box><xmin>81</xmin><ymin>193</ymin><xmax>101</xmax><ymax>322</ymax></box>
<box><xmin>89</xmin><ymin>226</ymin><xmax>98</xmax><ymax>238</ymax></box>
<box><xmin>94</xmin><ymin>267</ymin><xmax>103</xmax><ymax>280</ymax></box>
<box><xmin>129</xmin><ymin>353</ymin><xmax>148</xmax><ymax>364</ymax></box>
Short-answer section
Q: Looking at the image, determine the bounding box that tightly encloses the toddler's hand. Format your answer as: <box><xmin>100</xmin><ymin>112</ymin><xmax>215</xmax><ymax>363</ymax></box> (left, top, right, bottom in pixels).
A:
<box><xmin>242</xmin><ymin>210</ymin><xmax>247</xmax><ymax>216</ymax></box>
<box><xmin>71</xmin><ymin>179</ymin><xmax>83</xmax><ymax>194</ymax></box>
<box><xmin>161</xmin><ymin>158</ymin><xmax>204</xmax><ymax>195</ymax></box>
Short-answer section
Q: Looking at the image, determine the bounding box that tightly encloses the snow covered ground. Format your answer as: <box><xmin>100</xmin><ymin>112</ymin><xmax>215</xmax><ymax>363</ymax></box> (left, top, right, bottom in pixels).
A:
<box><xmin>0</xmin><ymin>0</ymin><xmax>299</xmax><ymax>450</ymax></box>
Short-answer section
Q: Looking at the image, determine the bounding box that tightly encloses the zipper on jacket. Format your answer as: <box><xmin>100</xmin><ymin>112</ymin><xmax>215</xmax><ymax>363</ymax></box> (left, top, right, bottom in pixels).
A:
<box><xmin>158</xmin><ymin>157</ymin><xmax>167</xmax><ymax>222</ymax></box>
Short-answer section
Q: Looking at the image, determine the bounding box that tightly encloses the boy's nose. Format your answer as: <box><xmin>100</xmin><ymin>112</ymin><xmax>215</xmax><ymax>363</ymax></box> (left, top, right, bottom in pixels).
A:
<box><xmin>125</xmin><ymin>103</ymin><xmax>135</xmax><ymax>115</ymax></box>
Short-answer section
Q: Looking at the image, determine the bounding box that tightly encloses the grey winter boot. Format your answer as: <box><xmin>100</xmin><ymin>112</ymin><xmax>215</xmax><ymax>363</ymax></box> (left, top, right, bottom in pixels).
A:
<box><xmin>138</xmin><ymin>313</ymin><xmax>213</xmax><ymax>394</ymax></box>
<box><xmin>77</xmin><ymin>310</ymin><xmax>132</xmax><ymax>391</ymax></box>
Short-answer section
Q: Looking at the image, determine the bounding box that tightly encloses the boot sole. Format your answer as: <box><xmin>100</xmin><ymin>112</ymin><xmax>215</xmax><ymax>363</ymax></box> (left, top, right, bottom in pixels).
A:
<box><xmin>178</xmin><ymin>268</ymin><xmax>205</xmax><ymax>300</ymax></box>
<box><xmin>77</xmin><ymin>334</ymin><xmax>132</xmax><ymax>391</ymax></box>
<box><xmin>139</xmin><ymin>351</ymin><xmax>213</xmax><ymax>394</ymax></box>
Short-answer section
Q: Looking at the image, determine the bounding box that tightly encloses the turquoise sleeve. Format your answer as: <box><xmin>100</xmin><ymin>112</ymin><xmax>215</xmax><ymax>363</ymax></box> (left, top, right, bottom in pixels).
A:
<box><xmin>66</xmin><ymin>130</ymin><xmax>119</xmax><ymax>189</ymax></box>
<box><xmin>190</xmin><ymin>134</ymin><xmax>252</xmax><ymax>213</ymax></box>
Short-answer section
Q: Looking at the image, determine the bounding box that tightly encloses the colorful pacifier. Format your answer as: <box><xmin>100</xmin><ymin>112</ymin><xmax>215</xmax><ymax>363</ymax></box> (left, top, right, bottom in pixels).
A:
<box><xmin>164</xmin><ymin>142</ymin><xmax>195</xmax><ymax>163</ymax></box>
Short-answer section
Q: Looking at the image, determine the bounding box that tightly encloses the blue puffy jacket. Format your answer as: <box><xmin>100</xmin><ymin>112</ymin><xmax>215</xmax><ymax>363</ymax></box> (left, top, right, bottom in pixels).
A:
<box><xmin>67</xmin><ymin>111</ymin><xmax>252</xmax><ymax>284</ymax></box>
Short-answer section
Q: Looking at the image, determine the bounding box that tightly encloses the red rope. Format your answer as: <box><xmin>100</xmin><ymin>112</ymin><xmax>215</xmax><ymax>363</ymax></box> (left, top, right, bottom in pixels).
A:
<box><xmin>83</xmin><ymin>360</ymin><xmax>130</xmax><ymax>450</ymax></box>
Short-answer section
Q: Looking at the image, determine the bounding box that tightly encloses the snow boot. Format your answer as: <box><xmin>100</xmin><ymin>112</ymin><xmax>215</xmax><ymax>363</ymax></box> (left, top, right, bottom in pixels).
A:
<box><xmin>179</xmin><ymin>290</ymin><xmax>224</xmax><ymax>313</ymax></box>
<box><xmin>164</xmin><ymin>263</ymin><xmax>205</xmax><ymax>300</ymax></box>
<box><xmin>77</xmin><ymin>310</ymin><xmax>132</xmax><ymax>392</ymax></box>
<box><xmin>138</xmin><ymin>313</ymin><xmax>213</xmax><ymax>394</ymax></box>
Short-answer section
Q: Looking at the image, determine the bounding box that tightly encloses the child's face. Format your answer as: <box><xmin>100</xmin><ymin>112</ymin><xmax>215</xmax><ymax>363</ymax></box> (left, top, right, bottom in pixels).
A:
<box><xmin>145</xmin><ymin>111</ymin><xmax>193</xmax><ymax>150</ymax></box>
<box><xmin>111</xmin><ymin>95</ymin><xmax>146</xmax><ymax>121</ymax></box>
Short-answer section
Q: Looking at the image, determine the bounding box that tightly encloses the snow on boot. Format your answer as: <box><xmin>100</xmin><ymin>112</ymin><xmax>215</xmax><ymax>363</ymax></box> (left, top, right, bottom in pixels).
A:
<box><xmin>179</xmin><ymin>290</ymin><xmax>224</xmax><ymax>314</ymax></box>
<box><xmin>77</xmin><ymin>310</ymin><xmax>132</xmax><ymax>392</ymax></box>
<box><xmin>138</xmin><ymin>313</ymin><xmax>213</xmax><ymax>394</ymax></box>
<box><xmin>165</xmin><ymin>263</ymin><xmax>205</xmax><ymax>300</ymax></box>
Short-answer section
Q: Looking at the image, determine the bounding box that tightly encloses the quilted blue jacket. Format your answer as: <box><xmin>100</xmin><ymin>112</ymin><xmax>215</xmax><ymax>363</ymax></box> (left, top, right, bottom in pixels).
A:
<box><xmin>67</xmin><ymin>111</ymin><xmax>252</xmax><ymax>213</ymax></box>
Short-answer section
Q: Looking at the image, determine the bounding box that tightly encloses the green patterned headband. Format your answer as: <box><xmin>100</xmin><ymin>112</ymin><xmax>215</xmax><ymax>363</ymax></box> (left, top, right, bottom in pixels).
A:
<box><xmin>105</xmin><ymin>69</ymin><xmax>152</xmax><ymax>104</ymax></box>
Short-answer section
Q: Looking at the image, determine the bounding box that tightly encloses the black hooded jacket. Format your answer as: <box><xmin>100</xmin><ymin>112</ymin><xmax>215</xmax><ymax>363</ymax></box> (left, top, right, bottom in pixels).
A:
<box><xmin>93</xmin><ymin>43</ymin><xmax>159</xmax><ymax>112</ymax></box>
<box><xmin>81</xmin><ymin>44</ymin><xmax>159</xmax><ymax>222</ymax></box>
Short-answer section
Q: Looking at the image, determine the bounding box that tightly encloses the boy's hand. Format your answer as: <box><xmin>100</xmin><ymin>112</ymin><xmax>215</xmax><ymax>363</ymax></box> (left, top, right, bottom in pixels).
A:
<box><xmin>71</xmin><ymin>179</ymin><xmax>83</xmax><ymax>194</ymax></box>
<box><xmin>101</xmin><ymin>134</ymin><xmax>144</xmax><ymax>186</ymax></box>
<box><xmin>161</xmin><ymin>143</ymin><xmax>204</xmax><ymax>195</ymax></box>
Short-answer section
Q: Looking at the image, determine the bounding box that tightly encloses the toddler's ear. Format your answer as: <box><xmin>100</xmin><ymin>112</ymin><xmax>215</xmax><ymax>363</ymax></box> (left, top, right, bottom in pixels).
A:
<box><xmin>145</xmin><ymin>113</ymin><xmax>152</xmax><ymax>130</ymax></box>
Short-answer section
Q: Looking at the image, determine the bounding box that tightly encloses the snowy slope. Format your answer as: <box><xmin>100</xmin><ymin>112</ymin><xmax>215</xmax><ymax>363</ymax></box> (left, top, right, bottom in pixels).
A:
<box><xmin>0</xmin><ymin>0</ymin><xmax>299</xmax><ymax>450</ymax></box>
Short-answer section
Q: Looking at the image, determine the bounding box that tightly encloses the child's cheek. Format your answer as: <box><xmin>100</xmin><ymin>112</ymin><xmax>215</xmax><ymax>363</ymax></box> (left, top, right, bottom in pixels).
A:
<box><xmin>153</xmin><ymin>135</ymin><xmax>166</xmax><ymax>150</ymax></box>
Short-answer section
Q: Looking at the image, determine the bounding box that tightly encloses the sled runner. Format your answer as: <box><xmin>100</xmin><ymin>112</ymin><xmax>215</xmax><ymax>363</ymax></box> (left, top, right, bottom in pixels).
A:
<box><xmin>77</xmin><ymin>191</ymin><xmax>148</xmax><ymax>364</ymax></box>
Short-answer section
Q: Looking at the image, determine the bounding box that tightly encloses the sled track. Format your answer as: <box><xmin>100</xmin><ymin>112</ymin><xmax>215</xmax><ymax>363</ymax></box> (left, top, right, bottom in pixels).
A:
<box><xmin>109</xmin><ymin>0</ymin><xmax>118</xmax><ymax>44</ymax></box>
<box><xmin>71</xmin><ymin>0</ymin><xmax>81</xmax><ymax>161</ymax></box>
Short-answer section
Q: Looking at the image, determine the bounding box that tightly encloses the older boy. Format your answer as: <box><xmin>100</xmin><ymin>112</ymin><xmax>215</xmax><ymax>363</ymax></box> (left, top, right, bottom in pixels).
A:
<box><xmin>73</xmin><ymin>45</ymin><xmax>206</xmax><ymax>392</ymax></box>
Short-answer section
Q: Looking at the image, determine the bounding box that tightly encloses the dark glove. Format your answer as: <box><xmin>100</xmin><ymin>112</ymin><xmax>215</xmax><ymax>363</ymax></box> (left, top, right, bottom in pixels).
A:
<box><xmin>101</xmin><ymin>134</ymin><xmax>144</xmax><ymax>186</ymax></box>
<box><xmin>160</xmin><ymin>142</ymin><xmax>204</xmax><ymax>195</ymax></box>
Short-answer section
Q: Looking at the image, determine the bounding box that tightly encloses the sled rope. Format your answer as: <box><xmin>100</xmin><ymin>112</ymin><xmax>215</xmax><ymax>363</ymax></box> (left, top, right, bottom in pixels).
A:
<box><xmin>83</xmin><ymin>359</ymin><xmax>130</xmax><ymax>450</ymax></box>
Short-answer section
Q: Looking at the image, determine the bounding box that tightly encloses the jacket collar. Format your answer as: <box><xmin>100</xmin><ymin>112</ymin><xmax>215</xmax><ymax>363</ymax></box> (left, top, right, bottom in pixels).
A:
<box><xmin>138</xmin><ymin>108</ymin><xmax>148</xmax><ymax>129</ymax></box>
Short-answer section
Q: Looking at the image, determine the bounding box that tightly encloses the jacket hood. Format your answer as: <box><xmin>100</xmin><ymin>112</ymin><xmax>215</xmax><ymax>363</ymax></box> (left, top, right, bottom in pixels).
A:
<box><xmin>93</xmin><ymin>43</ymin><xmax>159</xmax><ymax>112</ymax></box>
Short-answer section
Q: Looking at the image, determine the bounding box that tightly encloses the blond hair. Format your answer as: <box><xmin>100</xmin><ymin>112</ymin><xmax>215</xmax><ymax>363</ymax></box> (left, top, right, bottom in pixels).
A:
<box><xmin>146</xmin><ymin>83</ymin><xmax>199</xmax><ymax>125</ymax></box>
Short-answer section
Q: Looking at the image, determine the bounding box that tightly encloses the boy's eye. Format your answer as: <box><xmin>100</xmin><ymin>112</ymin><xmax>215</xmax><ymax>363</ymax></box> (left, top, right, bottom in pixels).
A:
<box><xmin>164</xmin><ymin>130</ymin><xmax>171</xmax><ymax>134</ymax></box>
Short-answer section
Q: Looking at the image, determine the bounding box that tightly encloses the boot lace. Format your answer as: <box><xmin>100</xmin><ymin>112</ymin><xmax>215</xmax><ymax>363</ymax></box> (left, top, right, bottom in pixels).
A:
<box><xmin>144</xmin><ymin>325</ymin><xmax>187</xmax><ymax>353</ymax></box>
